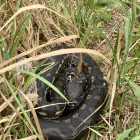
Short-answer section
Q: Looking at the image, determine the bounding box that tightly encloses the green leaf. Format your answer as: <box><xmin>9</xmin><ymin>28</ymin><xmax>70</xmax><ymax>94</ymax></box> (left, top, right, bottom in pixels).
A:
<box><xmin>99</xmin><ymin>11</ymin><xmax>111</xmax><ymax>21</ymax></box>
<box><xmin>116</xmin><ymin>127</ymin><xmax>137</xmax><ymax>140</ymax></box>
<box><xmin>125</xmin><ymin>77</ymin><xmax>140</xmax><ymax>100</ymax></box>
<box><xmin>131</xmin><ymin>135</ymin><xmax>140</xmax><ymax>140</ymax></box>
<box><xmin>90</xmin><ymin>131</ymin><xmax>95</xmax><ymax>140</ymax></box>
<box><xmin>125</xmin><ymin>18</ymin><xmax>130</xmax><ymax>51</ymax></box>
<box><xmin>119</xmin><ymin>5</ymin><xmax>128</xmax><ymax>16</ymax></box>
<box><xmin>96</xmin><ymin>0</ymin><xmax>120</xmax><ymax>7</ymax></box>
<box><xmin>97</xmin><ymin>22</ymin><xmax>102</xmax><ymax>28</ymax></box>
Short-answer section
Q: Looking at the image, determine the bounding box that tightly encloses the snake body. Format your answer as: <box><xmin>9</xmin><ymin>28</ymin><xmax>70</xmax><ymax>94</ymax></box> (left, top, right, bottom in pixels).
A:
<box><xmin>33</xmin><ymin>45</ymin><xmax>108</xmax><ymax>140</ymax></box>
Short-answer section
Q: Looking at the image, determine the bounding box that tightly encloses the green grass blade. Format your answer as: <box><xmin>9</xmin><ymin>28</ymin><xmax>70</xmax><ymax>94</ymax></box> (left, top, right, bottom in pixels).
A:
<box><xmin>99</xmin><ymin>10</ymin><xmax>111</xmax><ymax>21</ymax></box>
<box><xmin>129</xmin><ymin>54</ymin><xmax>140</xmax><ymax>80</ymax></box>
<box><xmin>11</xmin><ymin>127</ymin><xmax>22</xmax><ymax>138</ymax></box>
<box><xmin>23</xmin><ymin>61</ymin><xmax>54</xmax><ymax>92</ymax></box>
<box><xmin>12</xmin><ymin>69</ymin><xmax>68</xmax><ymax>101</ymax></box>
<box><xmin>2</xmin><ymin>74</ymin><xmax>42</xmax><ymax>140</ymax></box>
<box><xmin>9</xmin><ymin>14</ymin><xmax>31</xmax><ymax>58</ymax></box>
<box><xmin>116</xmin><ymin>127</ymin><xmax>137</xmax><ymax>140</ymax></box>
<box><xmin>83</xmin><ymin>14</ymin><xmax>113</xmax><ymax>50</ymax></box>
<box><xmin>82</xmin><ymin>27</ymin><xmax>91</xmax><ymax>45</ymax></box>
<box><xmin>0</xmin><ymin>33</ymin><xmax>9</xmax><ymax>60</ymax></box>
<box><xmin>16</xmin><ymin>0</ymin><xmax>22</xmax><ymax>10</ymax></box>
<box><xmin>0</xmin><ymin>115</ymin><xmax>22</xmax><ymax>139</ymax></box>
<box><xmin>9</xmin><ymin>20</ymin><xmax>15</xmax><ymax>48</ymax></box>
<box><xmin>125</xmin><ymin>77</ymin><xmax>140</xmax><ymax>100</ymax></box>
<box><xmin>59</xmin><ymin>0</ymin><xmax>71</xmax><ymax>21</ymax></box>
<box><xmin>96</xmin><ymin>0</ymin><xmax>120</xmax><ymax>7</ymax></box>
<box><xmin>124</xmin><ymin>17</ymin><xmax>130</xmax><ymax>52</ymax></box>
<box><xmin>18</xmin><ymin>117</ymin><xmax>26</xmax><ymax>137</ymax></box>
<box><xmin>131</xmin><ymin>135</ymin><xmax>140</xmax><ymax>140</ymax></box>
<box><xmin>120</xmin><ymin>0</ymin><xmax>136</xmax><ymax>78</ymax></box>
<box><xmin>119</xmin><ymin>5</ymin><xmax>128</xmax><ymax>16</ymax></box>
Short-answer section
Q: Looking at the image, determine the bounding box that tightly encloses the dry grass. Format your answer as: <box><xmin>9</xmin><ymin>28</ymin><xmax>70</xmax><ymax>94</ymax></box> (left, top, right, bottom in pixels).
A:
<box><xmin>0</xmin><ymin>0</ymin><xmax>140</xmax><ymax>140</ymax></box>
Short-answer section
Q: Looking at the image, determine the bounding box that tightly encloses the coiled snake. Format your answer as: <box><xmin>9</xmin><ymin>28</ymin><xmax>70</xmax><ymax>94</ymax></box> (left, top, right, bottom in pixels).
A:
<box><xmin>33</xmin><ymin>45</ymin><xmax>108</xmax><ymax>140</ymax></box>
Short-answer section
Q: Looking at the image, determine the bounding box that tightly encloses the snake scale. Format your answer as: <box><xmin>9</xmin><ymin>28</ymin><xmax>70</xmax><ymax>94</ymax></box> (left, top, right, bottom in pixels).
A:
<box><xmin>32</xmin><ymin>45</ymin><xmax>108</xmax><ymax>140</ymax></box>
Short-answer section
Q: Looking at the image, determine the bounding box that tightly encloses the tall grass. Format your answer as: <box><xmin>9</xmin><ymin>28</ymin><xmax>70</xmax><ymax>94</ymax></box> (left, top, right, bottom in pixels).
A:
<box><xmin>0</xmin><ymin>0</ymin><xmax>140</xmax><ymax>140</ymax></box>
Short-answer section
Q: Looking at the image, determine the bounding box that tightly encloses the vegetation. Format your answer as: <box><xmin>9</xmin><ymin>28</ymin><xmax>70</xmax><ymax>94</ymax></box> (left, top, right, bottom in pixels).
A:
<box><xmin>0</xmin><ymin>0</ymin><xmax>140</xmax><ymax>139</ymax></box>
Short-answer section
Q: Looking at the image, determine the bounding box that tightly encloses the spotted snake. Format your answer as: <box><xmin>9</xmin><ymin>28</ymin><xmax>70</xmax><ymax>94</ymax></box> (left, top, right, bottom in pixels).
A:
<box><xmin>32</xmin><ymin>45</ymin><xmax>108</xmax><ymax>140</ymax></box>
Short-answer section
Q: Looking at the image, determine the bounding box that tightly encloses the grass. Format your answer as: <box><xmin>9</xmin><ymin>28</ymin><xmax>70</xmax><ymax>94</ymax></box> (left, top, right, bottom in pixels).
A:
<box><xmin>0</xmin><ymin>0</ymin><xmax>140</xmax><ymax>140</ymax></box>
